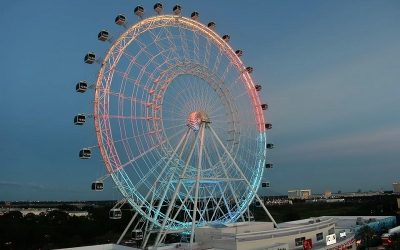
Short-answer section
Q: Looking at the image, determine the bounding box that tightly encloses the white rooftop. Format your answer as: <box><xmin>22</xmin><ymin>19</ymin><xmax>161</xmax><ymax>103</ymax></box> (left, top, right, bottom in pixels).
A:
<box><xmin>56</xmin><ymin>243</ymin><xmax>138</xmax><ymax>250</ymax></box>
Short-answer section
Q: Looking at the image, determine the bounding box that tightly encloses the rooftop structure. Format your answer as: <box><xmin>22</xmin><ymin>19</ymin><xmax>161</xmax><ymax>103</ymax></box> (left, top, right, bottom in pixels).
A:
<box><xmin>57</xmin><ymin>244</ymin><xmax>137</xmax><ymax>250</ymax></box>
<box><xmin>393</xmin><ymin>182</ymin><xmax>400</xmax><ymax>193</ymax></box>
<box><xmin>288</xmin><ymin>189</ymin><xmax>311</xmax><ymax>200</ymax></box>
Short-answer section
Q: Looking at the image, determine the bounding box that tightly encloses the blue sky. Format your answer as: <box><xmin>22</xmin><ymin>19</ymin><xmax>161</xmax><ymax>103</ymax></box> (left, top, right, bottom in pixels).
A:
<box><xmin>0</xmin><ymin>0</ymin><xmax>399</xmax><ymax>201</ymax></box>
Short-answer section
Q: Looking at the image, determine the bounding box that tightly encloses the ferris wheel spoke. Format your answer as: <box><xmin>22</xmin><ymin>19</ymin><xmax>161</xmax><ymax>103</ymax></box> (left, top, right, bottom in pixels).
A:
<box><xmin>159</xmin><ymin>128</ymin><xmax>192</xmax><ymax>182</ymax></box>
<box><xmin>190</xmin><ymin>123</ymin><xmax>206</xmax><ymax>244</ymax></box>
<box><xmin>221</xmin><ymin>61</ymin><xmax>235</xmax><ymax>82</ymax></box>
<box><xmin>163</xmin><ymin>183</ymin><xmax>197</xmax><ymax>234</ymax></box>
<box><xmin>158</xmin><ymin>26</ymin><xmax>182</xmax><ymax>61</ymax></box>
<box><xmin>177</xmin><ymin>24</ymin><xmax>190</xmax><ymax>61</ymax></box>
<box><xmin>201</xmin><ymin>185</ymin><xmax>219</xmax><ymax>222</ymax></box>
<box><xmin>203</xmin><ymin>36</ymin><xmax>212</xmax><ymax>67</ymax></box>
<box><xmin>118</xmin><ymin>138</ymin><xmax>168</xmax><ymax>170</ymax></box>
<box><xmin>204</xmin><ymin>143</ymin><xmax>245</xmax><ymax>222</ymax></box>
<box><xmin>162</xmin><ymin>123</ymin><xmax>187</xmax><ymax>133</ymax></box>
<box><xmin>133</xmin><ymin>126</ymin><xmax>189</xmax><ymax>191</ymax></box>
<box><xmin>146</xmin><ymin>29</ymin><xmax>179</xmax><ymax>71</ymax></box>
<box><xmin>110</xmin><ymin>129</ymin><xmax>162</xmax><ymax>147</ymax></box>
<box><xmin>210</xmin><ymin>183</ymin><xmax>230</xmax><ymax>222</ymax></box>
<box><xmin>233</xmin><ymin>90</ymin><xmax>251</xmax><ymax>100</ymax></box>
<box><xmin>212</xmin><ymin>47</ymin><xmax>224</xmax><ymax>75</ymax></box>
<box><xmin>121</xmin><ymin>44</ymin><xmax>174</xmax><ymax>85</ymax></box>
<box><xmin>225</xmin><ymin>74</ymin><xmax>245</xmax><ymax>92</ymax></box>
<box><xmin>209</xmin><ymin>131</ymin><xmax>244</xmax><ymax>209</ymax></box>
<box><xmin>192</xmin><ymin>26</ymin><xmax>201</xmax><ymax>63</ymax></box>
<box><xmin>107</xmin><ymin>115</ymin><xmax>157</xmax><ymax>120</ymax></box>
<box><xmin>209</xmin><ymin>125</ymin><xmax>278</xmax><ymax>227</ymax></box>
<box><xmin>126</xmin><ymin>126</ymin><xmax>188</xmax><ymax>178</ymax></box>
<box><xmin>134</xmin><ymin>156</ymin><xmax>167</xmax><ymax>192</ymax></box>
<box><xmin>136</xmin><ymin>128</ymin><xmax>191</xmax><ymax>208</ymax></box>
<box><xmin>154</xmin><ymin>127</ymin><xmax>200</xmax><ymax>245</ymax></box>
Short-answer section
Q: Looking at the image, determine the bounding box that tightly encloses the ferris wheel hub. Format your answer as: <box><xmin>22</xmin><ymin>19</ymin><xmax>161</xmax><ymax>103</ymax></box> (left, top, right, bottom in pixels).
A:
<box><xmin>187</xmin><ymin>111</ymin><xmax>210</xmax><ymax>131</ymax></box>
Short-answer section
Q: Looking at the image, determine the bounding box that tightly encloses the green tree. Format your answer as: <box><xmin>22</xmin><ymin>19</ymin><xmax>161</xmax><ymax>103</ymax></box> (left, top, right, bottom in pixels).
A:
<box><xmin>358</xmin><ymin>225</ymin><xmax>375</xmax><ymax>249</ymax></box>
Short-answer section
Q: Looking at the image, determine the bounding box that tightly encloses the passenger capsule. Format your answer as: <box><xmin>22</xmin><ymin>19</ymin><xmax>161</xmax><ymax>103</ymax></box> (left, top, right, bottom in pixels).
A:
<box><xmin>115</xmin><ymin>14</ymin><xmax>126</xmax><ymax>25</ymax></box>
<box><xmin>131</xmin><ymin>229</ymin><xmax>144</xmax><ymax>240</ymax></box>
<box><xmin>265</xmin><ymin>163</ymin><xmax>273</xmax><ymax>168</ymax></box>
<box><xmin>97</xmin><ymin>30</ymin><xmax>109</xmax><ymax>41</ymax></box>
<box><xmin>266</xmin><ymin>143</ymin><xmax>274</xmax><ymax>149</ymax></box>
<box><xmin>134</xmin><ymin>5</ymin><xmax>144</xmax><ymax>17</ymax></box>
<box><xmin>191</xmin><ymin>11</ymin><xmax>199</xmax><ymax>20</ymax></box>
<box><xmin>235</xmin><ymin>50</ymin><xmax>243</xmax><ymax>57</ymax></box>
<box><xmin>255</xmin><ymin>85</ymin><xmax>262</xmax><ymax>91</ymax></box>
<box><xmin>109</xmin><ymin>208</ymin><xmax>122</xmax><ymax>219</ymax></box>
<box><xmin>76</xmin><ymin>81</ymin><xmax>88</xmax><ymax>93</ymax></box>
<box><xmin>173</xmin><ymin>5</ymin><xmax>182</xmax><ymax>15</ymax></box>
<box><xmin>246</xmin><ymin>67</ymin><xmax>253</xmax><ymax>74</ymax></box>
<box><xmin>74</xmin><ymin>114</ymin><xmax>86</xmax><ymax>125</ymax></box>
<box><xmin>154</xmin><ymin>3</ymin><xmax>163</xmax><ymax>14</ymax></box>
<box><xmin>261</xmin><ymin>104</ymin><xmax>268</xmax><ymax>110</ymax></box>
<box><xmin>222</xmin><ymin>35</ymin><xmax>230</xmax><ymax>42</ymax></box>
<box><xmin>262</xmin><ymin>182</ymin><xmax>270</xmax><ymax>188</ymax></box>
<box><xmin>265</xmin><ymin>123</ymin><xmax>272</xmax><ymax>129</ymax></box>
<box><xmin>79</xmin><ymin>148</ymin><xmax>91</xmax><ymax>159</ymax></box>
<box><xmin>91</xmin><ymin>181</ymin><xmax>103</xmax><ymax>191</ymax></box>
<box><xmin>207</xmin><ymin>22</ymin><xmax>216</xmax><ymax>30</ymax></box>
<box><xmin>84</xmin><ymin>52</ymin><xmax>96</xmax><ymax>64</ymax></box>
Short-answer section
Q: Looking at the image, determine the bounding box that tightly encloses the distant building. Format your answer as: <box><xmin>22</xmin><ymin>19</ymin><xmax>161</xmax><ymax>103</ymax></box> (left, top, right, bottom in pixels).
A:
<box><xmin>288</xmin><ymin>189</ymin><xmax>311</xmax><ymax>199</ymax></box>
<box><xmin>393</xmin><ymin>182</ymin><xmax>400</xmax><ymax>193</ymax></box>
<box><xmin>67</xmin><ymin>211</ymin><xmax>89</xmax><ymax>217</ymax></box>
<box><xmin>324</xmin><ymin>191</ymin><xmax>332</xmax><ymax>199</ymax></box>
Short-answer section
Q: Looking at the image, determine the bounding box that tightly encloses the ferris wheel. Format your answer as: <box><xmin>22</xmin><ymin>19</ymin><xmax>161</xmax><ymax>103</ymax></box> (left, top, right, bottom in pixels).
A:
<box><xmin>75</xmin><ymin>3</ymin><xmax>276</xmax><ymax>246</ymax></box>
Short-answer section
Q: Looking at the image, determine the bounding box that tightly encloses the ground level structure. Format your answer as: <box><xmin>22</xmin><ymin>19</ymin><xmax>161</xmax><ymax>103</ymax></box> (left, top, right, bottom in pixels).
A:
<box><xmin>59</xmin><ymin>215</ymin><xmax>396</xmax><ymax>250</ymax></box>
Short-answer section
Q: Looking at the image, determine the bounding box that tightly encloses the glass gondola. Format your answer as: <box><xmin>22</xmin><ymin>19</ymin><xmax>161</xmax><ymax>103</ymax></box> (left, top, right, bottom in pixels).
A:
<box><xmin>115</xmin><ymin>14</ymin><xmax>126</xmax><ymax>25</ymax></box>
<box><xmin>75</xmin><ymin>81</ymin><xmax>88</xmax><ymax>93</ymax></box>
<box><xmin>74</xmin><ymin>114</ymin><xmax>86</xmax><ymax>125</ymax></box>
<box><xmin>98</xmin><ymin>30</ymin><xmax>109</xmax><ymax>41</ymax></box>
<box><xmin>173</xmin><ymin>5</ymin><xmax>181</xmax><ymax>15</ymax></box>
<box><xmin>109</xmin><ymin>208</ymin><xmax>122</xmax><ymax>219</ymax></box>
<box><xmin>191</xmin><ymin>11</ymin><xmax>199</xmax><ymax>20</ymax></box>
<box><xmin>84</xmin><ymin>52</ymin><xmax>95</xmax><ymax>64</ymax></box>
<box><xmin>91</xmin><ymin>181</ymin><xmax>103</xmax><ymax>191</ymax></box>
<box><xmin>79</xmin><ymin>148</ymin><xmax>91</xmax><ymax>159</ymax></box>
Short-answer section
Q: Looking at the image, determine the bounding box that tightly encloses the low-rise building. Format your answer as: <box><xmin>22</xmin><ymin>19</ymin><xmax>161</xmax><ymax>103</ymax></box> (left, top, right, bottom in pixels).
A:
<box><xmin>288</xmin><ymin>189</ymin><xmax>311</xmax><ymax>200</ymax></box>
<box><xmin>393</xmin><ymin>182</ymin><xmax>400</xmax><ymax>193</ymax></box>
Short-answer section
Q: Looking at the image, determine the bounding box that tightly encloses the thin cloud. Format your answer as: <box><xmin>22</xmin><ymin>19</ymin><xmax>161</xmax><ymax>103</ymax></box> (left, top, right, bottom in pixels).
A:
<box><xmin>0</xmin><ymin>181</ymin><xmax>46</xmax><ymax>190</ymax></box>
<box><xmin>282</xmin><ymin>126</ymin><xmax>400</xmax><ymax>159</ymax></box>
<box><xmin>0</xmin><ymin>181</ymin><xmax>81</xmax><ymax>194</ymax></box>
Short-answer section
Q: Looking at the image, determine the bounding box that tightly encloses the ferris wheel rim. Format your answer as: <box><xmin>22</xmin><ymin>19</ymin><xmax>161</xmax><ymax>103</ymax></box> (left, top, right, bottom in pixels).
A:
<box><xmin>92</xmin><ymin>13</ymin><xmax>268</xmax><ymax>229</ymax></box>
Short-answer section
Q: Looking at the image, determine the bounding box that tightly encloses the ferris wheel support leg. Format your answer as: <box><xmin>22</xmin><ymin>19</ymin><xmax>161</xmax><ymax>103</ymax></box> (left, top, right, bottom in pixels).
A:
<box><xmin>179</xmin><ymin>128</ymin><xmax>192</xmax><ymax>158</ymax></box>
<box><xmin>141</xmin><ymin>230</ymin><xmax>152</xmax><ymax>249</ymax></box>
<box><xmin>115</xmin><ymin>128</ymin><xmax>188</xmax><ymax>248</ymax></box>
<box><xmin>139</xmin><ymin>128</ymin><xmax>190</xmax><ymax>211</ymax></box>
<box><xmin>153</xmin><ymin>129</ymin><xmax>191</xmax><ymax>222</ymax></box>
<box><xmin>208</xmin><ymin>136</ymin><xmax>246</xmax><ymax>222</ymax></box>
<box><xmin>117</xmin><ymin>211</ymin><xmax>139</xmax><ymax>245</ymax></box>
<box><xmin>210</xmin><ymin>184</ymin><xmax>228</xmax><ymax>221</ymax></box>
<box><xmin>142</xmin><ymin>129</ymin><xmax>192</xmax><ymax>248</ymax></box>
<box><xmin>190</xmin><ymin>123</ymin><xmax>206</xmax><ymax>246</ymax></box>
<box><xmin>141</xmin><ymin>183</ymin><xmax>160</xmax><ymax>249</ymax></box>
<box><xmin>155</xmin><ymin>129</ymin><xmax>201</xmax><ymax>246</ymax></box>
<box><xmin>159</xmin><ymin>184</ymin><xmax>196</xmax><ymax>244</ymax></box>
<box><xmin>203</xmin><ymin>147</ymin><xmax>238</xmax><ymax>222</ymax></box>
<box><xmin>208</xmin><ymin>126</ymin><xmax>279</xmax><ymax>228</ymax></box>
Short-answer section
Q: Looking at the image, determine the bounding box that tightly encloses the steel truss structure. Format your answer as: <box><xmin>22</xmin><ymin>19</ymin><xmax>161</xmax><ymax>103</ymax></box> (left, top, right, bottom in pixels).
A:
<box><xmin>79</xmin><ymin>6</ymin><xmax>276</xmax><ymax>248</ymax></box>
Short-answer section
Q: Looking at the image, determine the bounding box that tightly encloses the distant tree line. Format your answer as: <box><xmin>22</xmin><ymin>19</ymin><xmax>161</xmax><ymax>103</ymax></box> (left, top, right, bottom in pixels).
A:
<box><xmin>0</xmin><ymin>205</ymin><xmax>134</xmax><ymax>249</ymax></box>
<box><xmin>0</xmin><ymin>195</ymin><xmax>398</xmax><ymax>249</ymax></box>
